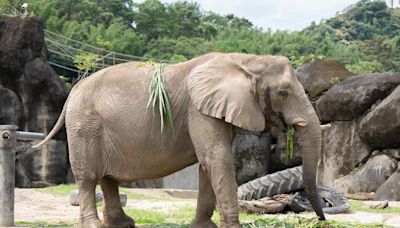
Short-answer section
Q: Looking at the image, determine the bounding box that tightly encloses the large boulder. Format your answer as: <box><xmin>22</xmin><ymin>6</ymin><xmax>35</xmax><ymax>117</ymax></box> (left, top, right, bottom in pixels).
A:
<box><xmin>375</xmin><ymin>170</ymin><xmax>400</xmax><ymax>201</ymax></box>
<box><xmin>15</xmin><ymin>140</ymin><xmax>68</xmax><ymax>187</ymax></box>
<box><xmin>359</xmin><ymin>86</ymin><xmax>400</xmax><ymax>149</ymax></box>
<box><xmin>334</xmin><ymin>155</ymin><xmax>397</xmax><ymax>193</ymax></box>
<box><xmin>296</xmin><ymin>60</ymin><xmax>355</xmax><ymax>99</ymax></box>
<box><xmin>317</xmin><ymin>119</ymin><xmax>371</xmax><ymax>187</ymax></box>
<box><xmin>0</xmin><ymin>85</ymin><xmax>23</xmax><ymax>125</ymax></box>
<box><xmin>316</xmin><ymin>73</ymin><xmax>400</xmax><ymax>122</ymax></box>
<box><xmin>232</xmin><ymin>130</ymin><xmax>270</xmax><ymax>185</ymax></box>
<box><xmin>0</xmin><ymin>15</ymin><xmax>69</xmax><ymax>187</ymax></box>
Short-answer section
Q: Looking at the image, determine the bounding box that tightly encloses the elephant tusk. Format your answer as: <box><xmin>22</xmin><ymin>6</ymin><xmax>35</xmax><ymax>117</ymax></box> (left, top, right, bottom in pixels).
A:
<box><xmin>295</xmin><ymin>122</ymin><xmax>307</xmax><ymax>127</ymax></box>
<box><xmin>320</xmin><ymin>124</ymin><xmax>331</xmax><ymax>130</ymax></box>
<box><xmin>293</xmin><ymin>117</ymin><xmax>308</xmax><ymax>127</ymax></box>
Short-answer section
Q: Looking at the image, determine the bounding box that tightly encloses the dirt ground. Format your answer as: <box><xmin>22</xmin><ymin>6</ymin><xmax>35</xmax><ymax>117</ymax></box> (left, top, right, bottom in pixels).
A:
<box><xmin>12</xmin><ymin>188</ymin><xmax>400</xmax><ymax>227</ymax></box>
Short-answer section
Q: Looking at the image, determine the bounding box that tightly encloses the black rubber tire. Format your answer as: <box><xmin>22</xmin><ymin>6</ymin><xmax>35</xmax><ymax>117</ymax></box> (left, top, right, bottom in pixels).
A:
<box><xmin>289</xmin><ymin>186</ymin><xmax>350</xmax><ymax>214</ymax></box>
<box><xmin>237</xmin><ymin>166</ymin><xmax>304</xmax><ymax>200</ymax></box>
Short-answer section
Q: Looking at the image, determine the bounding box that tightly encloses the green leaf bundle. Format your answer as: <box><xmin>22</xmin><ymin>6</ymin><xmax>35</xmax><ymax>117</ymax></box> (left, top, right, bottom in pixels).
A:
<box><xmin>147</xmin><ymin>63</ymin><xmax>174</xmax><ymax>133</ymax></box>
<box><xmin>285</xmin><ymin>126</ymin><xmax>295</xmax><ymax>163</ymax></box>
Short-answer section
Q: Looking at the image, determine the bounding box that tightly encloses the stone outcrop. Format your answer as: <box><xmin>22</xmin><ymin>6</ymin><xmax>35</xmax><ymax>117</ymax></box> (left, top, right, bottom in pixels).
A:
<box><xmin>315</xmin><ymin>73</ymin><xmax>400</xmax><ymax>122</ymax></box>
<box><xmin>317</xmin><ymin>119</ymin><xmax>371</xmax><ymax>187</ymax></box>
<box><xmin>334</xmin><ymin>155</ymin><xmax>397</xmax><ymax>193</ymax></box>
<box><xmin>0</xmin><ymin>15</ymin><xmax>69</xmax><ymax>187</ymax></box>
<box><xmin>296</xmin><ymin>60</ymin><xmax>354</xmax><ymax>99</ymax></box>
<box><xmin>232</xmin><ymin>130</ymin><xmax>270</xmax><ymax>185</ymax></box>
<box><xmin>375</xmin><ymin>170</ymin><xmax>400</xmax><ymax>201</ymax></box>
<box><xmin>359</xmin><ymin>86</ymin><xmax>400</xmax><ymax>149</ymax></box>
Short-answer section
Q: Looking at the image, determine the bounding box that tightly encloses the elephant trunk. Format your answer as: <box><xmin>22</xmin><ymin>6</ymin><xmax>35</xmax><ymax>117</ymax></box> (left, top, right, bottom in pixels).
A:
<box><xmin>296</xmin><ymin>100</ymin><xmax>326</xmax><ymax>220</ymax></box>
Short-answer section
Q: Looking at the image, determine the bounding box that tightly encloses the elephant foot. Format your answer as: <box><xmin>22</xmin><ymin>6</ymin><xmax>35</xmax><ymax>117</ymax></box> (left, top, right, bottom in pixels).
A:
<box><xmin>75</xmin><ymin>217</ymin><xmax>104</xmax><ymax>228</ymax></box>
<box><xmin>104</xmin><ymin>214</ymin><xmax>135</xmax><ymax>228</ymax></box>
<box><xmin>190</xmin><ymin>219</ymin><xmax>217</xmax><ymax>228</ymax></box>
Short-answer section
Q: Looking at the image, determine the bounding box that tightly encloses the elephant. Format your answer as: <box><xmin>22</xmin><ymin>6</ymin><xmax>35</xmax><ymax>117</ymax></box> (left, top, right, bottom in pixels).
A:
<box><xmin>34</xmin><ymin>52</ymin><xmax>325</xmax><ymax>227</ymax></box>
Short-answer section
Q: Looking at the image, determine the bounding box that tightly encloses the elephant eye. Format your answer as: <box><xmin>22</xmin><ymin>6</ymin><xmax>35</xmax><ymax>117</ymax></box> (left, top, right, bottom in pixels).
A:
<box><xmin>278</xmin><ymin>89</ymin><xmax>289</xmax><ymax>98</ymax></box>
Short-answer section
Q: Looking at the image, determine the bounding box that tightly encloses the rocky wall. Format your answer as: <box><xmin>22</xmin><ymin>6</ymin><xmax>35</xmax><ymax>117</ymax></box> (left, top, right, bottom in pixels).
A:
<box><xmin>0</xmin><ymin>15</ymin><xmax>69</xmax><ymax>187</ymax></box>
<box><xmin>297</xmin><ymin>61</ymin><xmax>400</xmax><ymax>200</ymax></box>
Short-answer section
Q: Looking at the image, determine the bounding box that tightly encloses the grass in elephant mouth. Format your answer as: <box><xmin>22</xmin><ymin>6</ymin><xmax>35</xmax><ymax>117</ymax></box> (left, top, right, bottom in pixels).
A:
<box><xmin>285</xmin><ymin>126</ymin><xmax>295</xmax><ymax>163</ymax></box>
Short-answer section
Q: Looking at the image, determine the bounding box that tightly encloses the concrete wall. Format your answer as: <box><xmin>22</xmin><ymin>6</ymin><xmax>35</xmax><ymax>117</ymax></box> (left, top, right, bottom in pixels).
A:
<box><xmin>162</xmin><ymin>163</ymin><xmax>199</xmax><ymax>190</ymax></box>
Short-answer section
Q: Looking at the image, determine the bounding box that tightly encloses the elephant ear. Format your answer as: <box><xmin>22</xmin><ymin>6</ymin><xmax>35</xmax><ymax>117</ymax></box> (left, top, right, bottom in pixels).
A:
<box><xmin>187</xmin><ymin>55</ymin><xmax>265</xmax><ymax>132</ymax></box>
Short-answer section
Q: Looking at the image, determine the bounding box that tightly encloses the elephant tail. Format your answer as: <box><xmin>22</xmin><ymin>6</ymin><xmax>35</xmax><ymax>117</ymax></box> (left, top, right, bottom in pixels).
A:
<box><xmin>32</xmin><ymin>99</ymin><xmax>68</xmax><ymax>149</ymax></box>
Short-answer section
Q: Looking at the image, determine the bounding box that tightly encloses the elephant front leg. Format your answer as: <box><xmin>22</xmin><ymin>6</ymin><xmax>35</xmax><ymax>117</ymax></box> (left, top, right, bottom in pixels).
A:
<box><xmin>189</xmin><ymin>112</ymin><xmax>240</xmax><ymax>228</ymax></box>
<box><xmin>190</xmin><ymin>165</ymin><xmax>217</xmax><ymax>228</ymax></box>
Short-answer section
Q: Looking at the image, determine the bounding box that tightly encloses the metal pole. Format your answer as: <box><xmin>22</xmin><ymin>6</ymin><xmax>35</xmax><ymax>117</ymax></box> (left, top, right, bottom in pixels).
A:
<box><xmin>0</xmin><ymin>125</ymin><xmax>17</xmax><ymax>227</ymax></box>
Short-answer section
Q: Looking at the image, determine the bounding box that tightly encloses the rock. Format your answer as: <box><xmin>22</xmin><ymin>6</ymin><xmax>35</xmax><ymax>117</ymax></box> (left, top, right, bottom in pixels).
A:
<box><xmin>359</xmin><ymin>86</ymin><xmax>400</xmax><ymax>149</ymax></box>
<box><xmin>69</xmin><ymin>190</ymin><xmax>127</xmax><ymax>207</ymax></box>
<box><xmin>366</xmin><ymin>201</ymin><xmax>389</xmax><ymax>209</ymax></box>
<box><xmin>15</xmin><ymin>140</ymin><xmax>68</xmax><ymax>187</ymax></box>
<box><xmin>296</xmin><ymin>60</ymin><xmax>355</xmax><ymax>99</ymax></box>
<box><xmin>375</xmin><ymin>171</ymin><xmax>400</xmax><ymax>201</ymax></box>
<box><xmin>0</xmin><ymin>85</ymin><xmax>23</xmax><ymax>125</ymax></box>
<box><xmin>232</xmin><ymin>130</ymin><xmax>270</xmax><ymax>185</ymax></box>
<box><xmin>345</xmin><ymin>192</ymin><xmax>376</xmax><ymax>200</ymax></box>
<box><xmin>316</xmin><ymin>73</ymin><xmax>400</xmax><ymax>122</ymax></box>
<box><xmin>0</xmin><ymin>15</ymin><xmax>69</xmax><ymax>186</ymax></box>
<box><xmin>372</xmin><ymin>149</ymin><xmax>400</xmax><ymax>161</ymax></box>
<box><xmin>334</xmin><ymin>155</ymin><xmax>396</xmax><ymax>193</ymax></box>
<box><xmin>317</xmin><ymin>119</ymin><xmax>371</xmax><ymax>187</ymax></box>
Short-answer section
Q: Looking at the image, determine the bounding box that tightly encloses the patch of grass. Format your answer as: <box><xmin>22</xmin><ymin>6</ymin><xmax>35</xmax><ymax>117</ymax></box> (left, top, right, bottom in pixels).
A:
<box><xmin>242</xmin><ymin>216</ymin><xmax>385</xmax><ymax>228</ymax></box>
<box><xmin>350</xmin><ymin>200</ymin><xmax>400</xmax><ymax>214</ymax></box>
<box><xmin>124</xmin><ymin>208</ymin><xmax>166</xmax><ymax>224</ymax></box>
<box><xmin>16</xmin><ymin>221</ymin><xmax>73</xmax><ymax>227</ymax></box>
<box><xmin>38</xmin><ymin>184</ymin><xmax>77</xmax><ymax>196</ymax></box>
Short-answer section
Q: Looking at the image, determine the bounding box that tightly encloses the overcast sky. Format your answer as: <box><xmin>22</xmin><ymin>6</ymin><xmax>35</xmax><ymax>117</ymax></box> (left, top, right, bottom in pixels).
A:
<box><xmin>145</xmin><ymin>0</ymin><xmax>395</xmax><ymax>31</ymax></box>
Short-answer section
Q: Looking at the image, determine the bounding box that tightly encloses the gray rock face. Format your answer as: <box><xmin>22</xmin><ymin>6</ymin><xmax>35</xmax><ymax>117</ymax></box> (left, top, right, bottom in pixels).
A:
<box><xmin>334</xmin><ymin>155</ymin><xmax>397</xmax><ymax>193</ymax></box>
<box><xmin>317</xmin><ymin>120</ymin><xmax>371</xmax><ymax>187</ymax></box>
<box><xmin>360</xmin><ymin>86</ymin><xmax>400</xmax><ymax>149</ymax></box>
<box><xmin>15</xmin><ymin>140</ymin><xmax>68</xmax><ymax>187</ymax></box>
<box><xmin>0</xmin><ymin>86</ymin><xmax>23</xmax><ymax>125</ymax></box>
<box><xmin>316</xmin><ymin>73</ymin><xmax>400</xmax><ymax>122</ymax></box>
<box><xmin>0</xmin><ymin>15</ymin><xmax>69</xmax><ymax>187</ymax></box>
<box><xmin>296</xmin><ymin>60</ymin><xmax>354</xmax><ymax>99</ymax></box>
<box><xmin>232</xmin><ymin>130</ymin><xmax>270</xmax><ymax>185</ymax></box>
<box><xmin>375</xmin><ymin>171</ymin><xmax>400</xmax><ymax>201</ymax></box>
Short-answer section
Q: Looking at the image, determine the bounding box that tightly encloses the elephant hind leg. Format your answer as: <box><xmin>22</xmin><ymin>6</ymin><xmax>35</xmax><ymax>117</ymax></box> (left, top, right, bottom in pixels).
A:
<box><xmin>101</xmin><ymin>177</ymin><xmax>135</xmax><ymax>228</ymax></box>
<box><xmin>190</xmin><ymin>165</ymin><xmax>217</xmax><ymax>228</ymax></box>
<box><xmin>76</xmin><ymin>179</ymin><xmax>103</xmax><ymax>228</ymax></box>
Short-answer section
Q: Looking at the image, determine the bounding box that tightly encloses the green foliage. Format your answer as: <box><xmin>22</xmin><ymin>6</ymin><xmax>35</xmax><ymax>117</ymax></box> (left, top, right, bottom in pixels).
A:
<box><xmin>6</xmin><ymin>0</ymin><xmax>400</xmax><ymax>79</ymax></box>
<box><xmin>73</xmin><ymin>52</ymin><xmax>100</xmax><ymax>72</ymax></box>
<box><xmin>285</xmin><ymin>126</ymin><xmax>295</xmax><ymax>163</ymax></box>
<box><xmin>346</xmin><ymin>60</ymin><xmax>385</xmax><ymax>74</ymax></box>
<box><xmin>147</xmin><ymin>63</ymin><xmax>174</xmax><ymax>133</ymax></box>
<box><xmin>330</xmin><ymin>76</ymin><xmax>341</xmax><ymax>85</ymax></box>
<box><xmin>170</xmin><ymin>54</ymin><xmax>188</xmax><ymax>62</ymax></box>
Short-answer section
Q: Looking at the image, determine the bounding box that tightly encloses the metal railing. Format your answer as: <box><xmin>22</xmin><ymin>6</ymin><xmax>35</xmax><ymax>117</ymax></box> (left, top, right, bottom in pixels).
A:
<box><xmin>0</xmin><ymin>125</ymin><xmax>45</xmax><ymax>226</ymax></box>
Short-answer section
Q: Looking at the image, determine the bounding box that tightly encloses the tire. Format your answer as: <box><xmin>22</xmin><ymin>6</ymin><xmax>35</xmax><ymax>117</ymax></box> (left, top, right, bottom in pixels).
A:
<box><xmin>237</xmin><ymin>166</ymin><xmax>304</xmax><ymax>200</ymax></box>
<box><xmin>289</xmin><ymin>186</ymin><xmax>350</xmax><ymax>214</ymax></box>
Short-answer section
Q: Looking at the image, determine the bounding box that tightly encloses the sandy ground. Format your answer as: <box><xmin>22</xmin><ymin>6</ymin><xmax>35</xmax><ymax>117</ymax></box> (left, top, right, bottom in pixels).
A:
<box><xmin>12</xmin><ymin>188</ymin><xmax>400</xmax><ymax>227</ymax></box>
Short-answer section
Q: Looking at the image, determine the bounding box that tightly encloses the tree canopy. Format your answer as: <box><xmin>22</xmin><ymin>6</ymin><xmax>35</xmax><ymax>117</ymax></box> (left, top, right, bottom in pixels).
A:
<box><xmin>5</xmin><ymin>0</ymin><xmax>400</xmax><ymax>75</ymax></box>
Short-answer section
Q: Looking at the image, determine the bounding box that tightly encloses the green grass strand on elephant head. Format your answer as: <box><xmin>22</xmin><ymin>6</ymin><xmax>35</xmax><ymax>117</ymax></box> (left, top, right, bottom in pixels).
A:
<box><xmin>285</xmin><ymin>126</ymin><xmax>295</xmax><ymax>163</ymax></box>
<box><xmin>146</xmin><ymin>63</ymin><xmax>174</xmax><ymax>133</ymax></box>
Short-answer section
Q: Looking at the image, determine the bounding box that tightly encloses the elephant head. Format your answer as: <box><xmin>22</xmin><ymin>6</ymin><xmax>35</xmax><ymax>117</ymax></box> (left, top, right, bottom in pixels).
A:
<box><xmin>188</xmin><ymin>53</ymin><xmax>325</xmax><ymax>220</ymax></box>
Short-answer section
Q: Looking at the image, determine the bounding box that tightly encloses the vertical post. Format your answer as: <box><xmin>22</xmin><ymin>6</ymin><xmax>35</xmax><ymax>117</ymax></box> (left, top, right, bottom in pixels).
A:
<box><xmin>0</xmin><ymin>125</ymin><xmax>17</xmax><ymax>227</ymax></box>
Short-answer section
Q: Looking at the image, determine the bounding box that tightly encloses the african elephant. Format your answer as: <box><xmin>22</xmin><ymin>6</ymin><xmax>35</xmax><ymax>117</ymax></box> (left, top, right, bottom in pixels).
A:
<box><xmin>34</xmin><ymin>53</ymin><xmax>325</xmax><ymax>227</ymax></box>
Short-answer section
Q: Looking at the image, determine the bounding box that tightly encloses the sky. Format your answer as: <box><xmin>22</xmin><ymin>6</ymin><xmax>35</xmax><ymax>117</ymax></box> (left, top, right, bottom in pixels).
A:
<box><xmin>147</xmin><ymin>0</ymin><xmax>395</xmax><ymax>31</ymax></box>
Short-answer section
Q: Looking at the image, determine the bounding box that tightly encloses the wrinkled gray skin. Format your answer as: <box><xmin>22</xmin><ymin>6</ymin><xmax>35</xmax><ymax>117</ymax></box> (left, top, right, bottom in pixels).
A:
<box><xmin>34</xmin><ymin>53</ymin><xmax>325</xmax><ymax>227</ymax></box>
